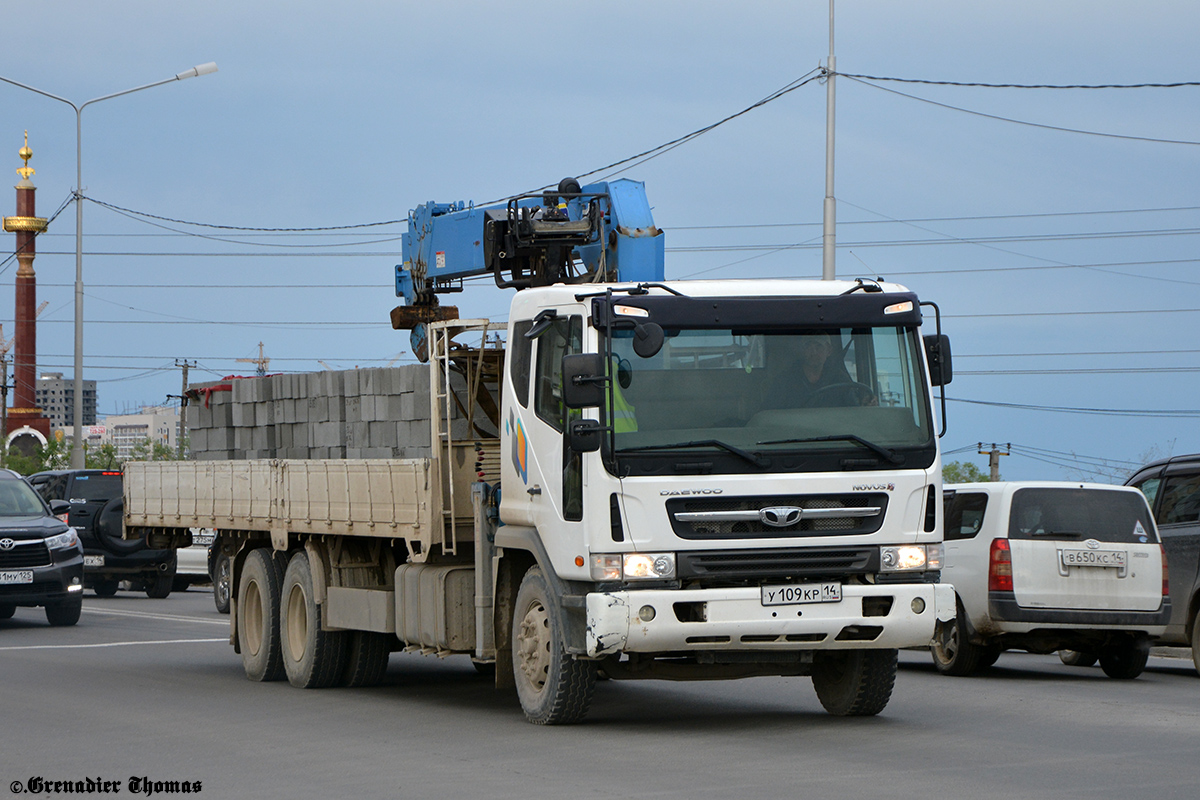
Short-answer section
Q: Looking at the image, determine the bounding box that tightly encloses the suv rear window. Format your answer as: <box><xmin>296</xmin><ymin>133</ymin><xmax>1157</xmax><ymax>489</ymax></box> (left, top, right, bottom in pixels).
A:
<box><xmin>1008</xmin><ymin>488</ymin><xmax>1155</xmax><ymax>543</ymax></box>
<box><xmin>69</xmin><ymin>473</ymin><xmax>123</xmax><ymax>502</ymax></box>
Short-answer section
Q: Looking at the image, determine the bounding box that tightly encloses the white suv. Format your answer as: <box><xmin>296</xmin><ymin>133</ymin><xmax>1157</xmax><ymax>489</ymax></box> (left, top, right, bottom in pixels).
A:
<box><xmin>933</xmin><ymin>482</ymin><xmax>1169</xmax><ymax>679</ymax></box>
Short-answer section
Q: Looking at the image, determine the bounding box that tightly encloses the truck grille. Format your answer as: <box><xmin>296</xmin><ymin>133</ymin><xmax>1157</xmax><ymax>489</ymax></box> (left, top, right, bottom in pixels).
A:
<box><xmin>678</xmin><ymin>546</ymin><xmax>877</xmax><ymax>582</ymax></box>
<box><xmin>666</xmin><ymin>494</ymin><xmax>887</xmax><ymax>539</ymax></box>
<box><xmin>0</xmin><ymin>542</ymin><xmax>51</xmax><ymax>569</ymax></box>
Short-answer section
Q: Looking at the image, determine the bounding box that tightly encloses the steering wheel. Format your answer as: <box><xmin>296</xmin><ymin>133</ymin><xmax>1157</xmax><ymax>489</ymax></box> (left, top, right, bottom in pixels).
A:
<box><xmin>801</xmin><ymin>381</ymin><xmax>877</xmax><ymax>408</ymax></box>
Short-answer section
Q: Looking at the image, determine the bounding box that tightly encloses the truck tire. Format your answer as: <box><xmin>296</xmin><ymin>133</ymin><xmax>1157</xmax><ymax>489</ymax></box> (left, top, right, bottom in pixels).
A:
<box><xmin>512</xmin><ymin>566</ymin><xmax>597</xmax><ymax>725</ymax></box>
<box><xmin>45</xmin><ymin>598</ymin><xmax>82</xmax><ymax>627</ymax></box>
<box><xmin>280</xmin><ymin>550</ymin><xmax>347</xmax><ymax>689</ymax></box>
<box><xmin>341</xmin><ymin>631</ymin><xmax>391</xmax><ymax>687</ymax></box>
<box><xmin>212</xmin><ymin>551</ymin><xmax>232</xmax><ymax>614</ymax></box>
<box><xmin>1058</xmin><ymin>649</ymin><xmax>1098</xmax><ymax>668</ymax></box>
<box><xmin>811</xmin><ymin>648</ymin><xmax>897</xmax><ymax>716</ymax></box>
<box><xmin>238</xmin><ymin>548</ymin><xmax>286</xmax><ymax>682</ymax></box>
<box><xmin>931</xmin><ymin>604</ymin><xmax>985</xmax><ymax>677</ymax></box>
<box><xmin>92</xmin><ymin>579</ymin><xmax>120</xmax><ymax>597</ymax></box>
<box><xmin>1099</xmin><ymin>637</ymin><xmax>1150</xmax><ymax>680</ymax></box>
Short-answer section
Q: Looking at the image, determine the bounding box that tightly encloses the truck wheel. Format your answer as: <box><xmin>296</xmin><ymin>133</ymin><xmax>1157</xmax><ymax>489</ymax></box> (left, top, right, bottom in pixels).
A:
<box><xmin>341</xmin><ymin>631</ymin><xmax>391</xmax><ymax>687</ymax></box>
<box><xmin>45</xmin><ymin>598</ymin><xmax>82</xmax><ymax>627</ymax></box>
<box><xmin>1099</xmin><ymin>638</ymin><xmax>1150</xmax><ymax>680</ymax></box>
<box><xmin>92</xmin><ymin>579</ymin><xmax>120</xmax><ymax>597</ymax></box>
<box><xmin>811</xmin><ymin>648</ymin><xmax>897</xmax><ymax>716</ymax></box>
<box><xmin>238</xmin><ymin>548</ymin><xmax>285</xmax><ymax>682</ymax></box>
<box><xmin>0</xmin><ymin>603</ymin><xmax>15</xmax><ymax>619</ymax></box>
<box><xmin>212</xmin><ymin>551</ymin><xmax>232</xmax><ymax>614</ymax></box>
<box><xmin>931</xmin><ymin>605</ymin><xmax>984</xmax><ymax>677</ymax></box>
<box><xmin>512</xmin><ymin>566</ymin><xmax>596</xmax><ymax>725</ymax></box>
<box><xmin>1058</xmin><ymin>649</ymin><xmax>1098</xmax><ymax>668</ymax></box>
<box><xmin>280</xmin><ymin>550</ymin><xmax>347</xmax><ymax>689</ymax></box>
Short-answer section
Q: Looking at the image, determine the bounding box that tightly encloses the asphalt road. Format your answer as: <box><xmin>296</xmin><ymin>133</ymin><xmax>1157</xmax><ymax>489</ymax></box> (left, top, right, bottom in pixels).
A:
<box><xmin>2</xmin><ymin>588</ymin><xmax>1197</xmax><ymax>800</ymax></box>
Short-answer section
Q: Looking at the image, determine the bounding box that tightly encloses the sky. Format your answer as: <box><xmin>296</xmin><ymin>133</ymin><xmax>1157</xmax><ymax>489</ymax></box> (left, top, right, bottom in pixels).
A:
<box><xmin>1</xmin><ymin>0</ymin><xmax>1198</xmax><ymax>481</ymax></box>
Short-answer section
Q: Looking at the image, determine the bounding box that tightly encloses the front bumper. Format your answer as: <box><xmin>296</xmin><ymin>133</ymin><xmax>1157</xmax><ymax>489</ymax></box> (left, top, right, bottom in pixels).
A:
<box><xmin>586</xmin><ymin>582</ymin><xmax>955</xmax><ymax>657</ymax></box>
<box><xmin>0</xmin><ymin>550</ymin><xmax>84</xmax><ymax>608</ymax></box>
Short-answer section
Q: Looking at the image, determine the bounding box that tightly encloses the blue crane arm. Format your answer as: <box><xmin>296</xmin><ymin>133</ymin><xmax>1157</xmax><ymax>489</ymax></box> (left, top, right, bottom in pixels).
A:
<box><xmin>394</xmin><ymin>178</ymin><xmax>665</xmax><ymax>314</ymax></box>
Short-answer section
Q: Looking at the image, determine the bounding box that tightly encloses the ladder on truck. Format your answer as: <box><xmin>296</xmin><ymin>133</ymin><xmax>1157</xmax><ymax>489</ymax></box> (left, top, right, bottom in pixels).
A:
<box><xmin>427</xmin><ymin>319</ymin><xmax>502</xmax><ymax>556</ymax></box>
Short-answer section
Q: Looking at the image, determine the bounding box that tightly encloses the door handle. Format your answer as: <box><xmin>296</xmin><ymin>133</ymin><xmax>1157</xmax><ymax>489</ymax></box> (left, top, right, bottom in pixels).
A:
<box><xmin>527</xmin><ymin>485</ymin><xmax>542</xmax><ymax>496</ymax></box>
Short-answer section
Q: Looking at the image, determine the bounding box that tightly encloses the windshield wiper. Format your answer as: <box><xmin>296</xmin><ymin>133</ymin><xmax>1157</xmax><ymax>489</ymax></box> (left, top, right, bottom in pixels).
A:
<box><xmin>755</xmin><ymin>434</ymin><xmax>903</xmax><ymax>465</ymax></box>
<box><xmin>620</xmin><ymin>439</ymin><xmax>768</xmax><ymax>467</ymax></box>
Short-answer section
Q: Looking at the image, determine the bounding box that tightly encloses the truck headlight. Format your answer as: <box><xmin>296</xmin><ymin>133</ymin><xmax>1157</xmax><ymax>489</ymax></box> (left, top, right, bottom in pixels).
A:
<box><xmin>880</xmin><ymin>544</ymin><xmax>942</xmax><ymax>572</ymax></box>
<box><xmin>45</xmin><ymin>530</ymin><xmax>80</xmax><ymax>551</ymax></box>
<box><xmin>591</xmin><ymin>552</ymin><xmax>676</xmax><ymax>581</ymax></box>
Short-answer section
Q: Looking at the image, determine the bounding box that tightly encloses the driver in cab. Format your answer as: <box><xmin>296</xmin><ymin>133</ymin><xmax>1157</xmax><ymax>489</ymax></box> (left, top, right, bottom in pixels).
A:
<box><xmin>761</xmin><ymin>332</ymin><xmax>875</xmax><ymax>409</ymax></box>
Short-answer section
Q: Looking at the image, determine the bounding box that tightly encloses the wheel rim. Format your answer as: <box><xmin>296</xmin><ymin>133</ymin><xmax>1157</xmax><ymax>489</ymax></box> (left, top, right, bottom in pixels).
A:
<box><xmin>286</xmin><ymin>582</ymin><xmax>308</xmax><ymax>663</ymax></box>
<box><xmin>938</xmin><ymin>620</ymin><xmax>960</xmax><ymax>663</ymax></box>
<box><xmin>243</xmin><ymin>578</ymin><xmax>263</xmax><ymax>657</ymax></box>
<box><xmin>216</xmin><ymin>559</ymin><xmax>230</xmax><ymax>605</ymax></box>
<box><xmin>516</xmin><ymin>599</ymin><xmax>551</xmax><ymax>694</ymax></box>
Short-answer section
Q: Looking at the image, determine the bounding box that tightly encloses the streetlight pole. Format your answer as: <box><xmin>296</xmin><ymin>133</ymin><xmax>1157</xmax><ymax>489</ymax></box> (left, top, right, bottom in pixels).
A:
<box><xmin>0</xmin><ymin>63</ymin><xmax>218</xmax><ymax>467</ymax></box>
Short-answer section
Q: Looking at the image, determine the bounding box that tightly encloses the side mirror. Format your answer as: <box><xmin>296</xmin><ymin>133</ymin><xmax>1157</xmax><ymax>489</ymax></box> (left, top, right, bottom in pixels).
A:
<box><xmin>562</xmin><ymin>353</ymin><xmax>606</xmax><ymax>408</ymax></box>
<box><xmin>632</xmin><ymin>322</ymin><xmax>664</xmax><ymax>358</ymax></box>
<box><xmin>49</xmin><ymin>499</ymin><xmax>71</xmax><ymax>515</ymax></box>
<box><xmin>924</xmin><ymin>334</ymin><xmax>953</xmax><ymax>387</ymax></box>
<box><xmin>567</xmin><ymin>419</ymin><xmax>603</xmax><ymax>453</ymax></box>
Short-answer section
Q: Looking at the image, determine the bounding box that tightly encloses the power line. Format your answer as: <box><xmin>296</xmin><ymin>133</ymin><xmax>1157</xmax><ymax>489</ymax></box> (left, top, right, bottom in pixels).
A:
<box><xmin>834</xmin><ymin>72</ymin><xmax>1200</xmax><ymax>90</ymax></box>
<box><xmin>845</xmin><ymin>76</ymin><xmax>1200</xmax><ymax>147</ymax></box>
<box><xmin>83</xmin><ymin>195</ymin><xmax>406</xmax><ymax>233</ymax></box>
<box><xmin>947</xmin><ymin>396</ymin><xmax>1200</xmax><ymax>418</ymax></box>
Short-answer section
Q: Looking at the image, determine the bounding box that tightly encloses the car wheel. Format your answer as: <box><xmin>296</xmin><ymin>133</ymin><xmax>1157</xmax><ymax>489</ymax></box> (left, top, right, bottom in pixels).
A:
<box><xmin>45</xmin><ymin>598</ymin><xmax>82</xmax><ymax>627</ymax></box>
<box><xmin>1099</xmin><ymin>637</ymin><xmax>1150</xmax><ymax>679</ymax></box>
<box><xmin>1059</xmin><ymin>649</ymin><xmax>1098</xmax><ymax>668</ymax></box>
<box><xmin>212</xmin><ymin>550</ymin><xmax>232</xmax><ymax>614</ymax></box>
<box><xmin>0</xmin><ymin>603</ymin><xmax>15</xmax><ymax>619</ymax></box>
<box><xmin>145</xmin><ymin>570</ymin><xmax>174</xmax><ymax>599</ymax></box>
<box><xmin>931</xmin><ymin>603</ymin><xmax>985</xmax><ymax>676</ymax></box>
<box><xmin>978</xmin><ymin>646</ymin><xmax>1002</xmax><ymax>669</ymax></box>
<box><xmin>92</xmin><ymin>578</ymin><xmax>120</xmax><ymax>597</ymax></box>
<box><xmin>1191</xmin><ymin>614</ymin><xmax>1200</xmax><ymax>677</ymax></box>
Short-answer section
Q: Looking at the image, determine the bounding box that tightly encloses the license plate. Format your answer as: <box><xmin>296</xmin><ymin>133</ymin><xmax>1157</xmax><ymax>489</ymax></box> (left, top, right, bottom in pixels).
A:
<box><xmin>0</xmin><ymin>570</ymin><xmax>34</xmax><ymax>585</ymax></box>
<box><xmin>1060</xmin><ymin>549</ymin><xmax>1127</xmax><ymax>569</ymax></box>
<box><xmin>191</xmin><ymin>532</ymin><xmax>215</xmax><ymax>546</ymax></box>
<box><xmin>761</xmin><ymin>581</ymin><xmax>842</xmax><ymax>606</ymax></box>
<box><xmin>84</xmin><ymin>555</ymin><xmax>105</xmax><ymax>567</ymax></box>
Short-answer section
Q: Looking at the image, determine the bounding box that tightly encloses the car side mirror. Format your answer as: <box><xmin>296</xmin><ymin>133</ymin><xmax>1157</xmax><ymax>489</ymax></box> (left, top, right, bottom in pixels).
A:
<box><xmin>49</xmin><ymin>499</ymin><xmax>71</xmax><ymax>515</ymax></box>
<box><xmin>562</xmin><ymin>353</ymin><xmax>606</xmax><ymax>408</ymax></box>
<box><xmin>924</xmin><ymin>334</ymin><xmax>952</xmax><ymax>387</ymax></box>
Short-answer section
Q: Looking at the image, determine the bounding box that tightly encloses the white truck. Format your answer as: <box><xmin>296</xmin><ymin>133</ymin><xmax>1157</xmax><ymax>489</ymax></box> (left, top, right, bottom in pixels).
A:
<box><xmin>124</xmin><ymin>181</ymin><xmax>956</xmax><ymax>723</ymax></box>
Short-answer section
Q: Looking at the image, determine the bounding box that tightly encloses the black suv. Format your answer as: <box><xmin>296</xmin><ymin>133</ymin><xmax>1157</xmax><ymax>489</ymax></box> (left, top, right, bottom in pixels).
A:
<box><xmin>0</xmin><ymin>469</ymin><xmax>84</xmax><ymax>625</ymax></box>
<box><xmin>27</xmin><ymin>469</ymin><xmax>177</xmax><ymax>599</ymax></box>
<box><xmin>1126</xmin><ymin>454</ymin><xmax>1200</xmax><ymax>674</ymax></box>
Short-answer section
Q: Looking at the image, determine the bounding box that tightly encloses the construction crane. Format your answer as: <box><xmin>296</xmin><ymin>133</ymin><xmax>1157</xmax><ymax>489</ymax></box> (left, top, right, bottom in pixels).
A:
<box><xmin>237</xmin><ymin>342</ymin><xmax>270</xmax><ymax>376</ymax></box>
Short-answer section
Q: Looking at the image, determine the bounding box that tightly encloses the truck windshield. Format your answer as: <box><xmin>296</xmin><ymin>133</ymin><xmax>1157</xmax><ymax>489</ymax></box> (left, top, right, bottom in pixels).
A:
<box><xmin>606</xmin><ymin>325</ymin><xmax>935</xmax><ymax>475</ymax></box>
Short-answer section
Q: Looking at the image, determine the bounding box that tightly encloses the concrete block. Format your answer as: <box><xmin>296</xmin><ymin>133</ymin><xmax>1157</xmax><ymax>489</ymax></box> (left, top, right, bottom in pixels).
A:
<box><xmin>344</xmin><ymin>396</ymin><xmax>361</xmax><ymax>423</ymax></box>
<box><xmin>255</xmin><ymin>402</ymin><xmax>275</xmax><ymax>427</ymax></box>
<box><xmin>231</xmin><ymin>404</ymin><xmax>253</xmax><ymax>428</ymax></box>
<box><xmin>400</xmin><ymin>393</ymin><xmax>426</xmax><ymax>421</ymax></box>
<box><xmin>369</xmin><ymin>421</ymin><xmax>398</xmax><ymax>448</ymax></box>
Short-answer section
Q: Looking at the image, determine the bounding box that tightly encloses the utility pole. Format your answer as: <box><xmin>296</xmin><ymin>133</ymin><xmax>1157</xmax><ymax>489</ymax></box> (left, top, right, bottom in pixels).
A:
<box><xmin>821</xmin><ymin>0</ymin><xmax>837</xmax><ymax>280</ymax></box>
<box><xmin>978</xmin><ymin>442</ymin><xmax>1010</xmax><ymax>482</ymax></box>
<box><xmin>175</xmin><ymin>359</ymin><xmax>195</xmax><ymax>459</ymax></box>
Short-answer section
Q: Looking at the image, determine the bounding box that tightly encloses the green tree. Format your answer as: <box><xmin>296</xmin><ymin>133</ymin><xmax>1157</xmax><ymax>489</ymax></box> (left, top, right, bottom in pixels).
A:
<box><xmin>4</xmin><ymin>436</ymin><xmax>71</xmax><ymax>476</ymax></box>
<box><xmin>86</xmin><ymin>443</ymin><xmax>122</xmax><ymax>470</ymax></box>
<box><xmin>943</xmin><ymin>460</ymin><xmax>994</xmax><ymax>483</ymax></box>
<box><xmin>128</xmin><ymin>438</ymin><xmax>180</xmax><ymax>462</ymax></box>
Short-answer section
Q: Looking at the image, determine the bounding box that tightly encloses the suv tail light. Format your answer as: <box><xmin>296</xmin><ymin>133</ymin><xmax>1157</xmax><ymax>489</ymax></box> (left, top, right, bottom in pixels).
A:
<box><xmin>1161</xmin><ymin>546</ymin><xmax>1170</xmax><ymax>598</ymax></box>
<box><xmin>988</xmin><ymin>538</ymin><xmax>1013</xmax><ymax>592</ymax></box>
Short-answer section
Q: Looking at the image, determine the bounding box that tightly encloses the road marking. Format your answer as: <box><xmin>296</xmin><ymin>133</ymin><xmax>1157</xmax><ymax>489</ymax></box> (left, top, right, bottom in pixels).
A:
<box><xmin>0</xmin><ymin>638</ymin><xmax>226</xmax><ymax>651</ymax></box>
<box><xmin>81</xmin><ymin>606</ymin><xmax>229</xmax><ymax>626</ymax></box>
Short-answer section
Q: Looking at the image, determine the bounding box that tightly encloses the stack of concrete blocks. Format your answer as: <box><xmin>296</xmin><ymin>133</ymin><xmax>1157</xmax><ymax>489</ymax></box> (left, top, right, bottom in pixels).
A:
<box><xmin>186</xmin><ymin>366</ymin><xmax>495</xmax><ymax>461</ymax></box>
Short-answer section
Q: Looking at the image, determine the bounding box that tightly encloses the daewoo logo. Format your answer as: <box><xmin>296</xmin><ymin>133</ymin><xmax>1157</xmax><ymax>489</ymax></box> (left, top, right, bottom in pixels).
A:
<box><xmin>660</xmin><ymin>489</ymin><xmax>723</xmax><ymax>496</ymax></box>
<box><xmin>852</xmin><ymin>483</ymin><xmax>894</xmax><ymax>492</ymax></box>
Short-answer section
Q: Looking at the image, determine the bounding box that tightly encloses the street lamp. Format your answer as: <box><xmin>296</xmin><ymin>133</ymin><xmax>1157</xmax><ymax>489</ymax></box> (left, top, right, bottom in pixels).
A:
<box><xmin>0</xmin><ymin>63</ymin><xmax>218</xmax><ymax>467</ymax></box>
